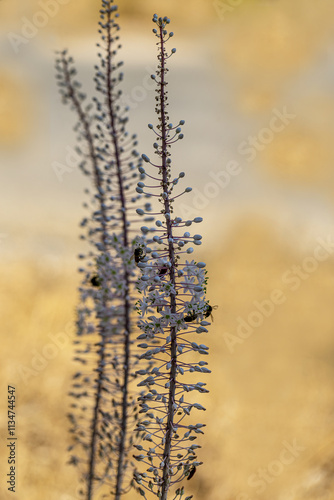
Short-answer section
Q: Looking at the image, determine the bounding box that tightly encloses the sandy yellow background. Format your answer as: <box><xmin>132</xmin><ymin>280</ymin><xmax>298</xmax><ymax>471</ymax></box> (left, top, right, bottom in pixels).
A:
<box><xmin>1</xmin><ymin>0</ymin><xmax>334</xmax><ymax>499</ymax></box>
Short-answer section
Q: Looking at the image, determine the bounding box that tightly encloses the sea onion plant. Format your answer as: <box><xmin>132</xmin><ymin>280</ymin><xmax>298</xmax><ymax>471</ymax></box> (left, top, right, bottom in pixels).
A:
<box><xmin>55</xmin><ymin>1</ymin><xmax>154</xmax><ymax>498</ymax></box>
<box><xmin>133</xmin><ymin>15</ymin><xmax>211</xmax><ymax>500</ymax></box>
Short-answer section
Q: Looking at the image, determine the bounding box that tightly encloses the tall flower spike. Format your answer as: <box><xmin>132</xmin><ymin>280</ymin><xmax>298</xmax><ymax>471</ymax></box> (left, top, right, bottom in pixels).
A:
<box><xmin>134</xmin><ymin>16</ymin><xmax>211</xmax><ymax>500</ymax></box>
<box><xmin>55</xmin><ymin>2</ymin><xmax>154</xmax><ymax>499</ymax></box>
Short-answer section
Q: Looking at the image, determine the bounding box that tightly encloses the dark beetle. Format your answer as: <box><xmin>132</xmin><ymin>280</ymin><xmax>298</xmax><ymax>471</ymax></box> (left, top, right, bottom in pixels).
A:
<box><xmin>204</xmin><ymin>304</ymin><xmax>213</xmax><ymax>318</ymax></box>
<box><xmin>184</xmin><ymin>310</ymin><xmax>198</xmax><ymax>323</ymax></box>
<box><xmin>158</xmin><ymin>266</ymin><xmax>168</xmax><ymax>278</ymax></box>
<box><xmin>204</xmin><ymin>303</ymin><xmax>218</xmax><ymax>321</ymax></box>
<box><xmin>134</xmin><ymin>247</ymin><xmax>146</xmax><ymax>264</ymax></box>
<box><xmin>187</xmin><ymin>466</ymin><xmax>196</xmax><ymax>480</ymax></box>
<box><xmin>90</xmin><ymin>275</ymin><xmax>101</xmax><ymax>287</ymax></box>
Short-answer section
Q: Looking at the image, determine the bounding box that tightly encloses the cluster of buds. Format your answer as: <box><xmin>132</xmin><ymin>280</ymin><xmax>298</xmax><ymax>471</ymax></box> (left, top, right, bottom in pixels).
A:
<box><xmin>55</xmin><ymin>1</ymin><xmax>154</xmax><ymax>499</ymax></box>
<box><xmin>132</xmin><ymin>15</ymin><xmax>211</xmax><ymax>500</ymax></box>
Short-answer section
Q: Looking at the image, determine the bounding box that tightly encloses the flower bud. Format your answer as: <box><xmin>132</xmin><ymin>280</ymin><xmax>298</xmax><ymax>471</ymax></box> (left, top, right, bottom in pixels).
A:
<box><xmin>142</xmin><ymin>154</ymin><xmax>150</xmax><ymax>163</ymax></box>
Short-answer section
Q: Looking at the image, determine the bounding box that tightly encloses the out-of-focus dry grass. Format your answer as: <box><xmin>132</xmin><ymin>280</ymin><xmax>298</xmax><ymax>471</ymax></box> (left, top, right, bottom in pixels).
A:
<box><xmin>220</xmin><ymin>0</ymin><xmax>334</xmax><ymax>107</ymax></box>
<box><xmin>1</xmin><ymin>219</ymin><xmax>334</xmax><ymax>499</ymax></box>
<box><xmin>219</xmin><ymin>0</ymin><xmax>334</xmax><ymax>198</ymax></box>
<box><xmin>203</xmin><ymin>220</ymin><xmax>334</xmax><ymax>500</ymax></box>
<box><xmin>2</xmin><ymin>0</ymin><xmax>214</xmax><ymax>36</ymax></box>
<box><xmin>0</xmin><ymin>72</ymin><xmax>31</xmax><ymax>147</ymax></box>
<box><xmin>0</xmin><ymin>261</ymin><xmax>79</xmax><ymax>499</ymax></box>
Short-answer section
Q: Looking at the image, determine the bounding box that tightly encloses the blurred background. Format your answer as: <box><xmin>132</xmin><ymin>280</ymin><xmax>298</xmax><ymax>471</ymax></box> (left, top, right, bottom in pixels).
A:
<box><xmin>1</xmin><ymin>0</ymin><xmax>334</xmax><ymax>498</ymax></box>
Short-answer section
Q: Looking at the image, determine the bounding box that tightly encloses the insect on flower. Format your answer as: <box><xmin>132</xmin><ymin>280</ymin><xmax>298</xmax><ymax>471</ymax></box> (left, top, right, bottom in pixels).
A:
<box><xmin>158</xmin><ymin>266</ymin><xmax>168</xmax><ymax>278</ymax></box>
<box><xmin>133</xmin><ymin>246</ymin><xmax>146</xmax><ymax>265</ymax></box>
<box><xmin>90</xmin><ymin>275</ymin><xmax>101</xmax><ymax>287</ymax></box>
<box><xmin>204</xmin><ymin>304</ymin><xmax>218</xmax><ymax>321</ymax></box>
<box><xmin>187</xmin><ymin>466</ymin><xmax>197</xmax><ymax>480</ymax></box>
<box><xmin>184</xmin><ymin>310</ymin><xmax>198</xmax><ymax>323</ymax></box>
